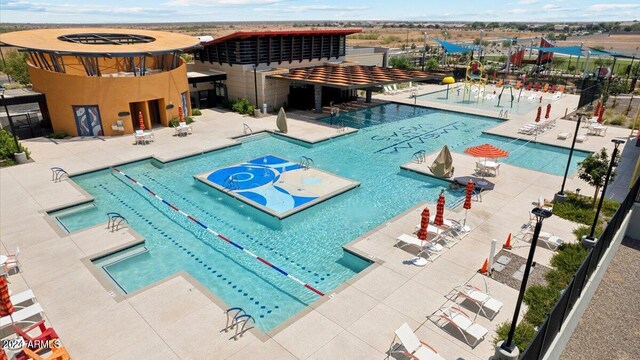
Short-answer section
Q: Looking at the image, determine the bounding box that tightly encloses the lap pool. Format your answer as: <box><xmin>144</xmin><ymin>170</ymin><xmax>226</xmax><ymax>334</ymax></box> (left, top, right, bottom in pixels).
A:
<box><xmin>54</xmin><ymin>103</ymin><xmax>589</xmax><ymax>332</ymax></box>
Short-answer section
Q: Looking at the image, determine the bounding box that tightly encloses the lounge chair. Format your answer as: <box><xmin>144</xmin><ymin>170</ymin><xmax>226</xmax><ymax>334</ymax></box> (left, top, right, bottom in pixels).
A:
<box><xmin>557</xmin><ymin>132</ymin><xmax>570</xmax><ymax>140</ymax></box>
<box><xmin>22</xmin><ymin>345</ymin><xmax>70</xmax><ymax>360</ymax></box>
<box><xmin>14</xmin><ymin>320</ymin><xmax>60</xmax><ymax>360</ymax></box>
<box><xmin>453</xmin><ymin>284</ymin><xmax>503</xmax><ymax>320</ymax></box>
<box><xmin>396</xmin><ymin>234</ymin><xmax>444</xmax><ymax>263</ymax></box>
<box><xmin>429</xmin><ymin>215</ymin><xmax>468</xmax><ymax>240</ymax></box>
<box><xmin>432</xmin><ymin>305</ymin><xmax>488</xmax><ymax>347</ymax></box>
<box><xmin>575</xmin><ymin>134</ymin><xmax>588</xmax><ymax>143</ymax></box>
<box><xmin>10</xmin><ymin>289</ymin><xmax>36</xmax><ymax>306</ymax></box>
<box><xmin>0</xmin><ymin>302</ymin><xmax>44</xmax><ymax>328</ymax></box>
<box><xmin>391</xmin><ymin>323</ymin><xmax>445</xmax><ymax>360</ymax></box>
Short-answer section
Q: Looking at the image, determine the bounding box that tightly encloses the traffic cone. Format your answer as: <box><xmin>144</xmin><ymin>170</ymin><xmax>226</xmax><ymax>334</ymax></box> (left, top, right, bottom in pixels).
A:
<box><xmin>503</xmin><ymin>233</ymin><xmax>512</xmax><ymax>250</ymax></box>
<box><xmin>478</xmin><ymin>258</ymin><xmax>489</xmax><ymax>274</ymax></box>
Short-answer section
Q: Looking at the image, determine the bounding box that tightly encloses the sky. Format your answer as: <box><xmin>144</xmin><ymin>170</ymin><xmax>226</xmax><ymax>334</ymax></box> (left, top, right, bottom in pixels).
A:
<box><xmin>0</xmin><ymin>0</ymin><xmax>639</xmax><ymax>24</ymax></box>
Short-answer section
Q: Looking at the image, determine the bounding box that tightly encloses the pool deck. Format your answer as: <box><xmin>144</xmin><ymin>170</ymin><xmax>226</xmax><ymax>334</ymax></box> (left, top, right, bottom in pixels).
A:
<box><xmin>1</xmin><ymin>88</ymin><xmax>636</xmax><ymax>359</ymax></box>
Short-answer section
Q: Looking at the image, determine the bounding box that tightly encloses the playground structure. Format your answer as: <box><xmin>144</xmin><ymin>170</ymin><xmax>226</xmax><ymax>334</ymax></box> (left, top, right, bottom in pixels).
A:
<box><xmin>496</xmin><ymin>84</ymin><xmax>515</xmax><ymax>109</ymax></box>
<box><xmin>462</xmin><ymin>60</ymin><xmax>487</xmax><ymax>103</ymax></box>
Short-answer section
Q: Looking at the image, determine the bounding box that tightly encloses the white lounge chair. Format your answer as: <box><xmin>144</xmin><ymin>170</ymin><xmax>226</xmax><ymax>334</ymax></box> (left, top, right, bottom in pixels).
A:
<box><xmin>557</xmin><ymin>132</ymin><xmax>570</xmax><ymax>140</ymax></box>
<box><xmin>10</xmin><ymin>289</ymin><xmax>36</xmax><ymax>306</ymax></box>
<box><xmin>429</xmin><ymin>215</ymin><xmax>468</xmax><ymax>240</ymax></box>
<box><xmin>453</xmin><ymin>284</ymin><xmax>503</xmax><ymax>320</ymax></box>
<box><xmin>396</xmin><ymin>234</ymin><xmax>444</xmax><ymax>263</ymax></box>
<box><xmin>0</xmin><ymin>302</ymin><xmax>44</xmax><ymax>328</ymax></box>
<box><xmin>575</xmin><ymin>134</ymin><xmax>588</xmax><ymax>143</ymax></box>
<box><xmin>392</xmin><ymin>323</ymin><xmax>445</xmax><ymax>360</ymax></box>
<box><xmin>433</xmin><ymin>305</ymin><xmax>488</xmax><ymax>347</ymax></box>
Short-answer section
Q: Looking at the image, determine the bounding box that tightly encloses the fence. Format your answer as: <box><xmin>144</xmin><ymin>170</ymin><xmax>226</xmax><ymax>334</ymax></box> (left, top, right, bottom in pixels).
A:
<box><xmin>577</xmin><ymin>78</ymin><xmax>603</xmax><ymax>109</ymax></box>
<box><xmin>521</xmin><ymin>175</ymin><xmax>640</xmax><ymax>359</ymax></box>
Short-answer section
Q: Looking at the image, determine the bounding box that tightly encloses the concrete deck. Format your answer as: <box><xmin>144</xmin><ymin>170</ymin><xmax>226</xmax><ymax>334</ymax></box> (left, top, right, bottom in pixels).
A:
<box><xmin>1</xmin><ymin>93</ymin><xmax>634</xmax><ymax>359</ymax></box>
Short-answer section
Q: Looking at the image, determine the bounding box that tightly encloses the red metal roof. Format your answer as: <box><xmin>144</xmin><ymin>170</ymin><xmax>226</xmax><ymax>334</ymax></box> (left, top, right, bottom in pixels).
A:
<box><xmin>200</xmin><ymin>29</ymin><xmax>362</xmax><ymax>47</ymax></box>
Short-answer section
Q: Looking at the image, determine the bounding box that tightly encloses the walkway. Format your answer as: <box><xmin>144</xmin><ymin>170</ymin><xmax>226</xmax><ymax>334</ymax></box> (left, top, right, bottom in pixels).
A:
<box><xmin>561</xmin><ymin>236</ymin><xmax>640</xmax><ymax>359</ymax></box>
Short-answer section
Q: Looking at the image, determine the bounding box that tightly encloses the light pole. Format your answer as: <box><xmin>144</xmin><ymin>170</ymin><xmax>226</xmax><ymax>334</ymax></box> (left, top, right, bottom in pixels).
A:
<box><xmin>479</xmin><ymin>30</ymin><xmax>484</xmax><ymax>62</ymax></box>
<box><xmin>0</xmin><ymin>87</ymin><xmax>23</xmax><ymax>159</ymax></box>
<box><xmin>582</xmin><ymin>139</ymin><xmax>625</xmax><ymax>247</ymax></box>
<box><xmin>555</xmin><ymin>114</ymin><xmax>584</xmax><ymax>202</ymax></box>
<box><xmin>496</xmin><ymin>207</ymin><xmax>553</xmax><ymax>360</ymax></box>
<box><xmin>422</xmin><ymin>32</ymin><xmax>427</xmax><ymax>71</ymax></box>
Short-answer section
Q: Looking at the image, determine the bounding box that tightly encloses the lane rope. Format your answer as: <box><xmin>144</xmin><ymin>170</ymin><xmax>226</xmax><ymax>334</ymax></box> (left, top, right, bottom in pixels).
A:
<box><xmin>112</xmin><ymin>167</ymin><xmax>325</xmax><ymax>297</ymax></box>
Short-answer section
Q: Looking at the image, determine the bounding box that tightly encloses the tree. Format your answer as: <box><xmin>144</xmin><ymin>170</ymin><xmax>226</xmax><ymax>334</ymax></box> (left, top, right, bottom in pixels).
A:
<box><xmin>577</xmin><ymin>148</ymin><xmax>618</xmax><ymax>207</ymax></box>
<box><xmin>552</xmin><ymin>56</ymin><xmax>566</xmax><ymax>71</ymax></box>
<box><xmin>389</xmin><ymin>55</ymin><xmax>416</xmax><ymax>70</ymax></box>
<box><xmin>425</xmin><ymin>58</ymin><xmax>439</xmax><ymax>71</ymax></box>
<box><xmin>0</xmin><ymin>50</ymin><xmax>30</xmax><ymax>85</ymax></box>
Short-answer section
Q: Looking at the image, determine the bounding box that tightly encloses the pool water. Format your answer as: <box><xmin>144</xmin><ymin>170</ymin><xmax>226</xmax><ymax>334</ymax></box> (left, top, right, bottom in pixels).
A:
<box><xmin>419</xmin><ymin>88</ymin><xmax>558</xmax><ymax>115</ymax></box>
<box><xmin>60</xmin><ymin>103</ymin><xmax>588</xmax><ymax>332</ymax></box>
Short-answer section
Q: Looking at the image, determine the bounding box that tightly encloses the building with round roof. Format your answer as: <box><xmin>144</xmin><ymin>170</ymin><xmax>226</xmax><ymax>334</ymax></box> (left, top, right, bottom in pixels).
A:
<box><xmin>0</xmin><ymin>28</ymin><xmax>200</xmax><ymax>136</ymax></box>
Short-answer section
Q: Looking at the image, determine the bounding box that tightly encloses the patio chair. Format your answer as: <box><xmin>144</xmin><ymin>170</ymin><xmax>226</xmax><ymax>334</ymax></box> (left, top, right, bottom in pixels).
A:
<box><xmin>396</xmin><ymin>234</ymin><xmax>444</xmax><ymax>263</ymax></box>
<box><xmin>550</xmin><ymin>84</ymin><xmax>557</xmax><ymax>93</ymax></box>
<box><xmin>542</xmin><ymin>83</ymin><xmax>549</xmax><ymax>92</ymax></box>
<box><xmin>496</xmin><ymin>80</ymin><xmax>503</xmax><ymax>87</ymax></box>
<box><xmin>452</xmin><ymin>284</ymin><xmax>503</xmax><ymax>320</ymax></box>
<box><xmin>557</xmin><ymin>132</ymin><xmax>570</xmax><ymax>140</ymax></box>
<box><xmin>515</xmin><ymin>80</ymin><xmax>521</xmax><ymax>89</ymax></box>
<box><xmin>557</xmin><ymin>85</ymin><xmax>565</xmax><ymax>93</ymax></box>
<box><xmin>22</xmin><ymin>345</ymin><xmax>70</xmax><ymax>360</ymax></box>
<box><xmin>391</xmin><ymin>323</ymin><xmax>445</xmax><ymax>360</ymax></box>
<box><xmin>533</xmin><ymin>83</ymin><xmax>541</xmax><ymax>92</ymax></box>
<box><xmin>432</xmin><ymin>305</ymin><xmax>488</xmax><ymax>347</ymax></box>
<box><xmin>3</xmin><ymin>246</ymin><xmax>20</xmax><ymax>274</ymax></box>
<box><xmin>0</xmin><ymin>302</ymin><xmax>44</xmax><ymax>328</ymax></box>
<box><xmin>525</xmin><ymin>82</ymin><xmax>533</xmax><ymax>91</ymax></box>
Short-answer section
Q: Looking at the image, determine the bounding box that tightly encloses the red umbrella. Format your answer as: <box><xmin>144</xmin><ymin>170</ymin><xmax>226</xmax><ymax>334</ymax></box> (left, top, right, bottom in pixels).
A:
<box><xmin>434</xmin><ymin>189</ymin><xmax>445</xmax><ymax>226</ymax></box>
<box><xmin>463</xmin><ymin>180</ymin><xmax>474</xmax><ymax>228</ymax></box>
<box><xmin>545</xmin><ymin>104</ymin><xmax>551</xmax><ymax>119</ymax></box>
<box><xmin>417</xmin><ymin>208</ymin><xmax>430</xmax><ymax>240</ymax></box>
<box><xmin>464</xmin><ymin>144</ymin><xmax>509</xmax><ymax>159</ymax></box>
<box><xmin>0</xmin><ymin>277</ymin><xmax>14</xmax><ymax>325</ymax></box>
<box><xmin>594</xmin><ymin>100</ymin><xmax>601</xmax><ymax>115</ymax></box>
<box><xmin>597</xmin><ymin>107</ymin><xmax>604</xmax><ymax>123</ymax></box>
<box><xmin>535</xmin><ymin>106</ymin><xmax>542</xmax><ymax>122</ymax></box>
<box><xmin>178</xmin><ymin>106</ymin><xmax>184</xmax><ymax>123</ymax></box>
<box><xmin>138</xmin><ymin>111</ymin><xmax>145</xmax><ymax>130</ymax></box>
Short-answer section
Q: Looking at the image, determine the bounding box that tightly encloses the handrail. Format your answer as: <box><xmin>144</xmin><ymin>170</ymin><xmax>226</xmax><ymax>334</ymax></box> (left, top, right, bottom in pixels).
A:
<box><xmin>106</xmin><ymin>212</ymin><xmax>128</xmax><ymax>232</ymax></box>
<box><xmin>242</xmin><ymin>123</ymin><xmax>252</xmax><ymax>135</ymax></box>
<box><xmin>50</xmin><ymin>167</ymin><xmax>68</xmax><ymax>182</ymax></box>
<box><xmin>412</xmin><ymin>150</ymin><xmax>426</xmax><ymax>164</ymax></box>
<box><xmin>221</xmin><ymin>307</ymin><xmax>255</xmax><ymax>340</ymax></box>
<box><xmin>300</xmin><ymin>156</ymin><xmax>314</xmax><ymax>170</ymax></box>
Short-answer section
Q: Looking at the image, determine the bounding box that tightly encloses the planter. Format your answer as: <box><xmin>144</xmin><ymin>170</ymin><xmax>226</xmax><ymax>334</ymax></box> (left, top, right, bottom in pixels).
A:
<box><xmin>14</xmin><ymin>152</ymin><xmax>28</xmax><ymax>164</ymax></box>
<box><xmin>253</xmin><ymin>109</ymin><xmax>261</xmax><ymax>118</ymax></box>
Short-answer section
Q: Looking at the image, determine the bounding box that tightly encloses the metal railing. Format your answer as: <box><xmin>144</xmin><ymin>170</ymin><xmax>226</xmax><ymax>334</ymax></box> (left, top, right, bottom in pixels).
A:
<box><xmin>221</xmin><ymin>307</ymin><xmax>255</xmax><ymax>341</ymax></box>
<box><xmin>521</xmin><ymin>175</ymin><xmax>640</xmax><ymax>359</ymax></box>
<box><xmin>106</xmin><ymin>212</ymin><xmax>128</xmax><ymax>232</ymax></box>
<box><xmin>242</xmin><ymin>123</ymin><xmax>252</xmax><ymax>135</ymax></box>
<box><xmin>300</xmin><ymin>156</ymin><xmax>314</xmax><ymax>170</ymax></box>
<box><xmin>50</xmin><ymin>167</ymin><xmax>68</xmax><ymax>182</ymax></box>
<box><xmin>412</xmin><ymin>150</ymin><xmax>426</xmax><ymax>164</ymax></box>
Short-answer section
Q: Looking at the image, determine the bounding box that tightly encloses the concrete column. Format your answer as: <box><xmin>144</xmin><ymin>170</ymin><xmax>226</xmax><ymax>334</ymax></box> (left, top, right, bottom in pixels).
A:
<box><xmin>365</xmin><ymin>89</ymin><xmax>372</xmax><ymax>103</ymax></box>
<box><xmin>314</xmin><ymin>85</ymin><xmax>322</xmax><ymax>113</ymax></box>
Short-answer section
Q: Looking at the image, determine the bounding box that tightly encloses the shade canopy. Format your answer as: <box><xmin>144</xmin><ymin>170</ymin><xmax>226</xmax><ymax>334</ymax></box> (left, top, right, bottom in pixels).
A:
<box><xmin>435</xmin><ymin>39</ymin><xmax>472</xmax><ymax>54</ymax></box>
<box><xmin>464</xmin><ymin>144</ymin><xmax>509</xmax><ymax>159</ymax></box>
<box><xmin>534</xmin><ymin>46</ymin><xmax>584</xmax><ymax>57</ymax></box>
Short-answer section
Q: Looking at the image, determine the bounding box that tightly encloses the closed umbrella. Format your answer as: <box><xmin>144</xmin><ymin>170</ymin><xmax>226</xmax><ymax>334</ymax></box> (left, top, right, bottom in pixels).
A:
<box><xmin>594</xmin><ymin>100</ymin><xmax>601</xmax><ymax>115</ymax></box>
<box><xmin>535</xmin><ymin>106</ymin><xmax>542</xmax><ymax>122</ymax></box>
<box><xmin>597</xmin><ymin>106</ymin><xmax>605</xmax><ymax>123</ymax></box>
<box><xmin>138</xmin><ymin>111</ymin><xmax>145</xmax><ymax>130</ymax></box>
<box><xmin>178</xmin><ymin>106</ymin><xmax>184</xmax><ymax>124</ymax></box>
<box><xmin>545</xmin><ymin>104</ymin><xmax>551</xmax><ymax>119</ymax></box>
<box><xmin>276</xmin><ymin>107</ymin><xmax>288</xmax><ymax>134</ymax></box>
<box><xmin>417</xmin><ymin>207</ymin><xmax>430</xmax><ymax>240</ymax></box>
<box><xmin>434</xmin><ymin>189</ymin><xmax>445</xmax><ymax>226</ymax></box>
<box><xmin>0</xmin><ymin>277</ymin><xmax>14</xmax><ymax>326</ymax></box>
<box><xmin>462</xmin><ymin>180</ymin><xmax>474</xmax><ymax>231</ymax></box>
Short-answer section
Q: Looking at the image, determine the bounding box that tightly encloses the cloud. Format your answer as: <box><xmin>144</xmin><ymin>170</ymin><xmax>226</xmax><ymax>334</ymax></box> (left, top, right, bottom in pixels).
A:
<box><xmin>587</xmin><ymin>3</ymin><xmax>640</xmax><ymax>11</ymax></box>
<box><xmin>517</xmin><ymin>0</ymin><xmax>538</xmax><ymax>4</ymax></box>
<box><xmin>508</xmin><ymin>8</ymin><xmax>529</xmax><ymax>14</ymax></box>
<box><xmin>2</xmin><ymin>0</ymin><xmax>168</xmax><ymax>16</ymax></box>
<box><xmin>164</xmin><ymin>0</ymin><xmax>282</xmax><ymax>6</ymax></box>
<box><xmin>543</xmin><ymin>5</ymin><xmax>560</xmax><ymax>10</ymax></box>
<box><xmin>287</xmin><ymin>5</ymin><xmax>369</xmax><ymax>12</ymax></box>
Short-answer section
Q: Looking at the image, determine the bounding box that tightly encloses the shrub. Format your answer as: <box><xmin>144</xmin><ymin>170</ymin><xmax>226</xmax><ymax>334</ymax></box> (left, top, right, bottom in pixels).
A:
<box><xmin>545</xmin><ymin>268</ymin><xmax>573</xmax><ymax>290</ymax></box>
<box><xmin>607</xmin><ymin>115</ymin><xmax>626</xmax><ymax>126</ymax></box>
<box><xmin>573</xmin><ymin>224</ymin><xmax>604</xmax><ymax>241</ymax></box>
<box><xmin>0</xmin><ymin>129</ymin><xmax>30</xmax><ymax>162</ymax></box>
<box><xmin>389</xmin><ymin>55</ymin><xmax>416</xmax><ymax>70</ymax></box>
<box><xmin>169</xmin><ymin>116</ymin><xmax>194</xmax><ymax>127</ymax></box>
<box><xmin>46</xmin><ymin>131</ymin><xmax>68</xmax><ymax>139</ymax></box>
<box><xmin>550</xmin><ymin>243</ymin><xmax>589</xmax><ymax>277</ymax></box>
<box><xmin>231</xmin><ymin>98</ymin><xmax>256</xmax><ymax>115</ymax></box>
<box><xmin>493</xmin><ymin>321</ymin><xmax>536</xmax><ymax>352</ymax></box>
<box><xmin>191</xmin><ymin>108</ymin><xmax>202</xmax><ymax>116</ymax></box>
<box><xmin>523</xmin><ymin>285</ymin><xmax>561</xmax><ymax>325</ymax></box>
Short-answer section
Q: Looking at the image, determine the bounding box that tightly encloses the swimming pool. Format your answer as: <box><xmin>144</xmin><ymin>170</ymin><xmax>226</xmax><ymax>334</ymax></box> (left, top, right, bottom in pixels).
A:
<box><xmin>56</xmin><ymin>103</ymin><xmax>588</xmax><ymax>332</ymax></box>
<box><xmin>418</xmin><ymin>88</ymin><xmax>558</xmax><ymax>115</ymax></box>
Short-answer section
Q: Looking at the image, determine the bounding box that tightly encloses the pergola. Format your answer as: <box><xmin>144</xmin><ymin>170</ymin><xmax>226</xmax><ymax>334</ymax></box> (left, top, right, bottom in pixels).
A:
<box><xmin>268</xmin><ymin>64</ymin><xmax>436</xmax><ymax>112</ymax></box>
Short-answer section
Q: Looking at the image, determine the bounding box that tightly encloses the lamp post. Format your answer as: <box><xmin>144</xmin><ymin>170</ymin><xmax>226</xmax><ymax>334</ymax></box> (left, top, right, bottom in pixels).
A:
<box><xmin>0</xmin><ymin>87</ymin><xmax>25</xmax><ymax>162</ymax></box>
<box><xmin>496</xmin><ymin>207</ymin><xmax>553</xmax><ymax>360</ymax></box>
<box><xmin>422</xmin><ymin>32</ymin><xmax>428</xmax><ymax>71</ymax></box>
<box><xmin>582</xmin><ymin>139</ymin><xmax>625</xmax><ymax>247</ymax></box>
<box><xmin>479</xmin><ymin>30</ymin><xmax>484</xmax><ymax>62</ymax></box>
<box><xmin>555</xmin><ymin>114</ymin><xmax>584</xmax><ymax>202</ymax></box>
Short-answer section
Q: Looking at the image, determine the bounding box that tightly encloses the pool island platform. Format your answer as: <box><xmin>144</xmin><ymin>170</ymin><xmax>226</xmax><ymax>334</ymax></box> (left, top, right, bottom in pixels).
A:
<box><xmin>194</xmin><ymin>155</ymin><xmax>360</xmax><ymax>219</ymax></box>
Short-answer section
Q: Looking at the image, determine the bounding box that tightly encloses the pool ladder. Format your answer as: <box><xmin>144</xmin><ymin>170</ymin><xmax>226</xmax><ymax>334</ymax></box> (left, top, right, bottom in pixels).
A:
<box><xmin>300</xmin><ymin>156</ymin><xmax>314</xmax><ymax>170</ymax></box>
<box><xmin>50</xmin><ymin>167</ymin><xmax>69</xmax><ymax>182</ymax></box>
<box><xmin>336</xmin><ymin>122</ymin><xmax>347</xmax><ymax>133</ymax></box>
<box><xmin>222</xmin><ymin>307</ymin><xmax>255</xmax><ymax>341</ymax></box>
<box><xmin>106</xmin><ymin>212</ymin><xmax>128</xmax><ymax>232</ymax></box>
<box><xmin>224</xmin><ymin>176</ymin><xmax>238</xmax><ymax>191</ymax></box>
<box><xmin>498</xmin><ymin>109</ymin><xmax>509</xmax><ymax>118</ymax></box>
<box><xmin>242</xmin><ymin>123</ymin><xmax>253</xmax><ymax>135</ymax></box>
<box><xmin>412</xmin><ymin>150</ymin><xmax>426</xmax><ymax>164</ymax></box>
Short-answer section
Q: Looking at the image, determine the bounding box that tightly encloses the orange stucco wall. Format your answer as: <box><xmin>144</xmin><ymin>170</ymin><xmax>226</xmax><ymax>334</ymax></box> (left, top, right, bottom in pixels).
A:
<box><xmin>28</xmin><ymin>61</ymin><xmax>191</xmax><ymax>136</ymax></box>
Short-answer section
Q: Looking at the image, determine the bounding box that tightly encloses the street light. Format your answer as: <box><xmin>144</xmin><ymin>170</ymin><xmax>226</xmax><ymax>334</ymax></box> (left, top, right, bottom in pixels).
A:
<box><xmin>555</xmin><ymin>114</ymin><xmax>584</xmax><ymax>201</ymax></box>
<box><xmin>422</xmin><ymin>32</ymin><xmax>428</xmax><ymax>71</ymax></box>
<box><xmin>582</xmin><ymin>139</ymin><xmax>625</xmax><ymax>247</ymax></box>
<box><xmin>0</xmin><ymin>87</ymin><xmax>22</xmax><ymax>157</ymax></box>
<box><xmin>496</xmin><ymin>207</ymin><xmax>553</xmax><ymax>360</ymax></box>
